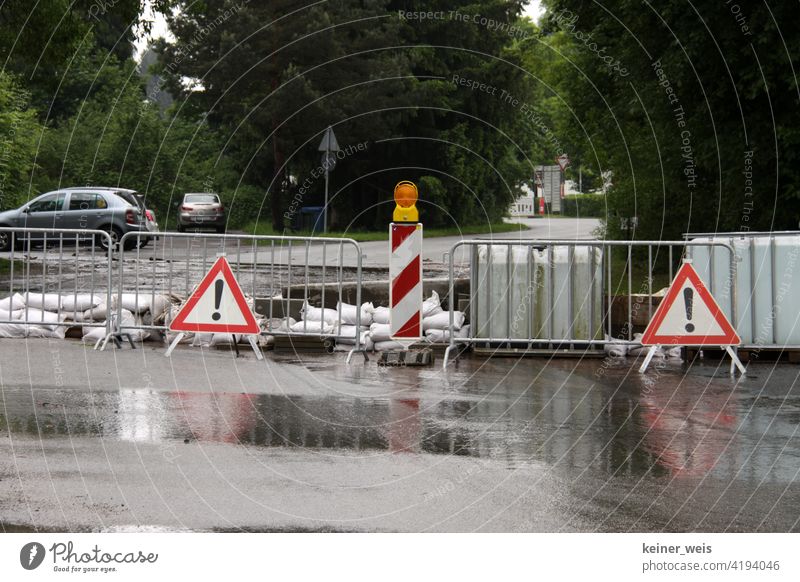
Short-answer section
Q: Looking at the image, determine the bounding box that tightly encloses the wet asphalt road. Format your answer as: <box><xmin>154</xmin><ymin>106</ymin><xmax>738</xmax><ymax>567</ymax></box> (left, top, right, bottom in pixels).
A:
<box><xmin>1</xmin><ymin>339</ymin><xmax>799</xmax><ymax>532</ymax></box>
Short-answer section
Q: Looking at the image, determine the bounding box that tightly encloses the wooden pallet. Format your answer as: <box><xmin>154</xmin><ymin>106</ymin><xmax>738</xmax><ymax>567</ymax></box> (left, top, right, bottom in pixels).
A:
<box><xmin>272</xmin><ymin>335</ymin><xmax>335</xmax><ymax>353</ymax></box>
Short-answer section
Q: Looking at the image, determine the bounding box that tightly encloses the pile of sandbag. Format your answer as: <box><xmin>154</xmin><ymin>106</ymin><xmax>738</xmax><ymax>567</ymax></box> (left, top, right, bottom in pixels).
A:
<box><xmin>284</xmin><ymin>290</ymin><xmax>468</xmax><ymax>352</ymax></box>
<box><xmin>285</xmin><ymin>299</ymin><xmax>375</xmax><ymax>350</ymax></box>
<box><xmin>603</xmin><ymin>333</ymin><xmax>682</xmax><ymax>359</ymax></box>
<box><xmin>0</xmin><ymin>291</ymin><xmax>175</xmax><ymax>344</ymax></box>
<box><xmin>366</xmin><ymin>290</ymin><xmax>469</xmax><ymax>351</ymax></box>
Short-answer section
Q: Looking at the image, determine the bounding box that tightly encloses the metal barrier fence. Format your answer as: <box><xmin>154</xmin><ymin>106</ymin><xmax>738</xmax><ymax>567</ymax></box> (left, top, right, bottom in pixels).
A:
<box><xmin>442</xmin><ymin>239</ymin><xmax>737</xmax><ymax>369</ymax></box>
<box><xmin>0</xmin><ymin>227</ymin><xmax>114</xmax><ymax>346</ymax></box>
<box><xmin>685</xmin><ymin>231</ymin><xmax>800</xmax><ymax>350</ymax></box>
<box><xmin>110</xmin><ymin>230</ymin><xmax>368</xmax><ymax>361</ymax></box>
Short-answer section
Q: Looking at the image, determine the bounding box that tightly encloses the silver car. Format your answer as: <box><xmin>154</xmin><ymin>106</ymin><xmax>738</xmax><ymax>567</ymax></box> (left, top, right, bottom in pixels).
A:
<box><xmin>176</xmin><ymin>193</ymin><xmax>226</xmax><ymax>233</ymax></box>
<box><xmin>0</xmin><ymin>188</ymin><xmax>148</xmax><ymax>251</ymax></box>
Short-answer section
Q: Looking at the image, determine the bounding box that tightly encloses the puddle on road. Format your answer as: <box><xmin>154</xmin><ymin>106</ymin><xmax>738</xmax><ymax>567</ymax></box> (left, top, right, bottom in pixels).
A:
<box><xmin>2</xmin><ymin>359</ymin><xmax>799</xmax><ymax>485</ymax></box>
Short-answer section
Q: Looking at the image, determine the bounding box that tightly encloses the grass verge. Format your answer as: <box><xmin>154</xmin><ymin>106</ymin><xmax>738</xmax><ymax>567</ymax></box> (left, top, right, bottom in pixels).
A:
<box><xmin>239</xmin><ymin>221</ymin><xmax>529</xmax><ymax>242</ymax></box>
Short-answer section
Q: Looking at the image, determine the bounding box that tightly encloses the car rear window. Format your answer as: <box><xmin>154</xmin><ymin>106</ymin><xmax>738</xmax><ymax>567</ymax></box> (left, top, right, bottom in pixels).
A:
<box><xmin>68</xmin><ymin>192</ymin><xmax>106</xmax><ymax>210</ymax></box>
<box><xmin>184</xmin><ymin>194</ymin><xmax>219</xmax><ymax>203</ymax></box>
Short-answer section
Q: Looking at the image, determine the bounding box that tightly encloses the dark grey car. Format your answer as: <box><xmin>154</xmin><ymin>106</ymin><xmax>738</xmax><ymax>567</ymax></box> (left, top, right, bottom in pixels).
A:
<box><xmin>0</xmin><ymin>188</ymin><xmax>148</xmax><ymax>251</ymax></box>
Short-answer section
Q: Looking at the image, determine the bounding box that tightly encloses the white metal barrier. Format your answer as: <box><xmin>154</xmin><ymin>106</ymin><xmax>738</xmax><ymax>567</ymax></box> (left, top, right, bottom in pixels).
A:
<box><xmin>110</xmin><ymin>231</ymin><xmax>369</xmax><ymax>361</ymax></box>
<box><xmin>442</xmin><ymin>239</ymin><xmax>738</xmax><ymax>369</ymax></box>
<box><xmin>0</xmin><ymin>227</ymin><xmax>114</xmax><ymax>346</ymax></box>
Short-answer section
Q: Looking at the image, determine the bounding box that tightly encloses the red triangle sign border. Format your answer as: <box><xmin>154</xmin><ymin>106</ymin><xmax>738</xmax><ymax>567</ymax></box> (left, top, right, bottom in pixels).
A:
<box><xmin>169</xmin><ymin>256</ymin><xmax>260</xmax><ymax>334</ymax></box>
<box><xmin>641</xmin><ymin>262</ymin><xmax>740</xmax><ymax>346</ymax></box>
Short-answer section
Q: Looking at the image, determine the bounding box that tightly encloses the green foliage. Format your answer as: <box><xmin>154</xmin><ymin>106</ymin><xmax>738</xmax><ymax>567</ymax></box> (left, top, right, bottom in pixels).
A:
<box><xmin>561</xmin><ymin>194</ymin><xmax>607</xmax><ymax>218</ymax></box>
<box><xmin>0</xmin><ymin>72</ymin><xmax>43</xmax><ymax>209</ymax></box>
<box><xmin>158</xmin><ymin>0</ymin><xmax>534</xmax><ymax>230</ymax></box>
<box><xmin>540</xmin><ymin>0</ymin><xmax>800</xmax><ymax>239</ymax></box>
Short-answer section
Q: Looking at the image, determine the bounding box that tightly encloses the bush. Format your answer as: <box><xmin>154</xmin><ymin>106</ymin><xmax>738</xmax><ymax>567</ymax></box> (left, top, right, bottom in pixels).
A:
<box><xmin>561</xmin><ymin>193</ymin><xmax>607</xmax><ymax>218</ymax></box>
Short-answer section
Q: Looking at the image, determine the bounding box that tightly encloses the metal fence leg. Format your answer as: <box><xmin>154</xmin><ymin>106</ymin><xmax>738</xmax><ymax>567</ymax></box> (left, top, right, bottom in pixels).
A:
<box><xmin>638</xmin><ymin>345</ymin><xmax>659</xmax><ymax>373</ymax></box>
<box><xmin>443</xmin><ymin>342</ymin><xmax>455</xmax><ymax>370</ymax></box>
<box><xmin>165</xmin><ymin>333</ymin><xmax>185</xmax><ymax>357</ymax></box>
<box><xmin>248</xmin><ymin>335</ymin><xmax>263</xmax><ymax>360</ymax></box>
<box><xmin>726</xmin><ymin>345</ymin><xmax>746</xmax><ymax>376</ymax></box>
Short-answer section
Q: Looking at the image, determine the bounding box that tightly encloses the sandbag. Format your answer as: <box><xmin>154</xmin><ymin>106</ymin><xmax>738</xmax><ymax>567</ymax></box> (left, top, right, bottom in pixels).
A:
<box><xmin>372</xmin><ymin>306</ymin><xmax>390</xmax><ymax>324</ymax></box>
<box><xmin>109</xmin><ymin>309</ymin><xmax>150</xmax><ymax>342</ymax></box>
<box><xmin>334</xmin><ymin>325</ymin><xmax>370</xmax><ymax>345</ymax></box>
<box><xmin>62</xmin><ymin>294</ymin><xmax>103</xmax><ymax>312</ymax></box>
<box><xmin>1</xmin><ymin>322</ymin><xmax>66</xmax><ymax>339</ymax></box>
<box><xmin>23</xmin><ymin>292</ymin><xmax>101</xmax><ymax>312</ymax></box>
<box><xmin>424</xmin><ymin>324</ymin><xmax>470</xmax><ymax>344</ymax></box>
<box><xmin>263</xmin><ymin>317</ymin><xmax>296</xmax><ymax>332</ymax></box>
<box><xmin>336</xmin><ymin>301</ymin><xmax>375</xmax><ymax>326</ymax></box>
<box><xmin>604</xmin><ymin>342</ymin><xmax>628</xmax><ymax>358</ymax></box>
<box><xmin>290</xmin><ymin>320</ymin><xmax>332</xmax><ymax>334</ymax></box>
<box><xmin>423</xmin><ymin>290</ymin><xmax>444</xmax><ymax>317</ymax></box>
<box><xmin>422</xmin><ymin>311</ymin><xmax>464</xmax><ymax>332</ymax></box>
<box><xmin>21</xmin><ymin>292</ymin><xmax>61</xmax><ymax>311</ymax></box>
<box><xmin>81</xmin><ymin>325</ymin><xmax>107</xmax><ymax>344</ymax></box>
<box><xmin>0</xmin><ymin>293</ymin><xmax>25</xmax><ymax>311</ymax></box>
<box><xmin>300</xmin><ymin>302</ymin><xmax>340</xmax><ymax>325</ymax></box>
<box><xmin>14</xmin><ymin>308</ymin><xmax>65</xmax><ymax>331</ymax></box>
<box><xmin>81</xmin><ymin>304</ymin><xmax>111</xmax><ymax>323</ymax></box>
<box><xmin>0</xmin><ymin>308</ymin><xmax>23</xmax><ymax>321</ymax></box>
<box><xmin>369</xmin><ymin>322</ymin><xmax>392</xmax><ymax>342</ymax></box>
<box><xmin>374</xmin><ymin>340</ymin><xmax>407</xmax><ymax>352</ymax></box>
<box><xmin>113</xmin><ymin>293</ymin><xmax>169</xmax><ymax>315</ymax></box>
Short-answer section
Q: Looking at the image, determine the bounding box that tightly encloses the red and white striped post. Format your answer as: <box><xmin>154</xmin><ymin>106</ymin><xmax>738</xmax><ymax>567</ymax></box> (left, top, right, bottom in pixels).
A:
<box><xmin>390</xmin><ymin>181</ymin><xmax>423</xmax><ymax>340</ymax></box>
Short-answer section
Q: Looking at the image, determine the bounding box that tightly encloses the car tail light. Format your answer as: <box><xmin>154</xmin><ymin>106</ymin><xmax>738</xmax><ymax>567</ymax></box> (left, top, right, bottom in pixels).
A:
<box><xmin>216</xmin><ymin>205</ymin><xmax>224</xmax><ymax>214</ymax></box>
<box><xmin>181</xmin><ymin>205</ymin><xmax>191</xmax><ymax>211</ymax></box>
<box><xmin>125</xmin><ymin>209</ymin><xmax>136</xmax><ymax>225</ymax></box>
<box><xmin>145</xmin><ymin>210</ymin><xmax>155</xmax><ymax>221</ymax></box>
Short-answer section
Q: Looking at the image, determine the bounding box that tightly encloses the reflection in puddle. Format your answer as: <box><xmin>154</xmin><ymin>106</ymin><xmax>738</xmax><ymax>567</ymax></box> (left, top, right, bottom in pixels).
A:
<box><xmin>639</xmin><ymin>386</ymin><xmax>737</xmax><ymax>477</ymax></box>
<box><xmin>2</xmin><ymin>363</ymin><xmax>799</xmax><ymax>486</ymax></box>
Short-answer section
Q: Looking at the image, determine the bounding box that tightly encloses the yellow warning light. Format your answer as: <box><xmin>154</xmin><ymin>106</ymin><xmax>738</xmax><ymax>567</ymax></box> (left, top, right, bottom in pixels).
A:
<box><xmin>393</xmin><ymin>181</ymin><xmax>419</xmax><ymax>222</ymax></box>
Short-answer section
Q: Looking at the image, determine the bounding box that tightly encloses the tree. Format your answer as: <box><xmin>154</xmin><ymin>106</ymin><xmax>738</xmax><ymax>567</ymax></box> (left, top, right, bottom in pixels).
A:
<box><xmin>158</xmin><ymin>0</ymin><xmax>535</xmax><ymax>230</ymax></box>
<box><xmin>0</xmin><ymin>72</ymin><xmax>43</xmax><ymax>209</ymax></box>
<box><xmin>0</xmin><ymin>0</ymin><xmax>148</xmax><ymax>120</ymax></box>
<box><xmin>540</xmin><ymin>0</ymin><xmax>800</xmax><ymax>239</ymax></box>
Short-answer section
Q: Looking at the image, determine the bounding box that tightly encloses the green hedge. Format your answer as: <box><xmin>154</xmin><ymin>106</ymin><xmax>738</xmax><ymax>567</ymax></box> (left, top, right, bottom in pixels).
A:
<box><xmin>560</xmin><ymin>194</ymin><xmax>607</xmax><ymax>217</ymax></box>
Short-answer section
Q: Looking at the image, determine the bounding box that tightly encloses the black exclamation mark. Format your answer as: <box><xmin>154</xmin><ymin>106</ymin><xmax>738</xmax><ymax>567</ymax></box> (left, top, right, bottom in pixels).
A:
<box><xmin>212</xmin><ymin>279</ymin><xmax>223</xmax><ymax>321</ymax></box>
<box><xmin>684</xmin><ymin>287</ymin><xmax>694</xmax><ymax>332</ymax></box>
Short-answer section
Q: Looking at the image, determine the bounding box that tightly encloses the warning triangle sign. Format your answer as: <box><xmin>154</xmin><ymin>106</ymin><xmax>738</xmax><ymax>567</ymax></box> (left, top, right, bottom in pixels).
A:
<box><xmin>641</xmin><ymin>262</ymin><xmax>739</xmax><ymax>346</ymax></box>
<box><xmin>169</xmin><ymin>256</ymin><xmax>260</xmax><ymax>334</ymax></box>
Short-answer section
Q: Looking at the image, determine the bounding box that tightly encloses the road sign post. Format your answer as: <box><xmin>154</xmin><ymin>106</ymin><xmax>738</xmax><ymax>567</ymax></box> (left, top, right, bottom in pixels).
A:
<box><xmin>389</xmin><ymin>181</ymin><xmax>423</xmax><ymax>342</ymax></box>
<box><xmin>166</xmin><ymin>255</ymin><xmax>262</xmax><ymax>359</ymax></box>
<box><xmin>318</xmin><ymin>126</ymin><xmax>340</xmax><ymax>233</ymax></box>
<box><xmin>638</xmin><ymin>260</ymin><xmax>744</xmax><ymax>375</ymax></box>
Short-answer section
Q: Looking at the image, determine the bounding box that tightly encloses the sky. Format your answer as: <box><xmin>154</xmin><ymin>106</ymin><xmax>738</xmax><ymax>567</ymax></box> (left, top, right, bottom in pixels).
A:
<box><xmin>134</xmin><ymin>1</ymin><xmax>546</xmax><ymax>59</ymax></box>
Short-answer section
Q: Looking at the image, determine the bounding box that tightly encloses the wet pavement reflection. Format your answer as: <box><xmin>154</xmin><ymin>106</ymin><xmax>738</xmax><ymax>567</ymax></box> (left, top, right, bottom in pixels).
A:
<box><xmin>3</xmin><ymin>356</ymin><xmax>799</xmax><ymax>487</ymax></box>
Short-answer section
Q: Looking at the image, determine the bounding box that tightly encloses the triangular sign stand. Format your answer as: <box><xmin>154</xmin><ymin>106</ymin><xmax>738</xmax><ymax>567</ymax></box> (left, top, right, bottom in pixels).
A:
<box><xmin>165</xmin><ymin>256</ymin><xmax>262</xmax><ymax>359</ymax></box>
<box><xmin>638</xmin><ymin>261</ymin><xmax>744</xmax><ymax>375</ymax></box>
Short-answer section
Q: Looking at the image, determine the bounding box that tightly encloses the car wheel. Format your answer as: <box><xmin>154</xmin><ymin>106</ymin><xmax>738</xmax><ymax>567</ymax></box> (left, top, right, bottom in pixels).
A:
<box><xmin>176</xmin><ymin>225</ymin><xmax>184</xmax><ymax>233</ymax></box>
<box><xmin>97</xmin><ymin>226</ymin><xmax>122</xmax><ymax>252</ymax></box>
<box><xmin>0</xmin><ymin>229</ymin><xmax>10</xmax><ymax>252</ymax></box>
<box><xmin>215</xmin><ymin>226</ymin><xmax>225</xmax><ymax>234</ymax></box>
<box><xmin>137</xmin><ymin>238</ymin><xmax>150</xmax><ymax>249</ymax></box>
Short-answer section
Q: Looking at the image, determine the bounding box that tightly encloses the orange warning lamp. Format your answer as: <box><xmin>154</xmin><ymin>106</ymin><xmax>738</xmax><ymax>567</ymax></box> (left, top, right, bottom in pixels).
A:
<box><xmin>393</xmin><ymin>181</ymin><xmax>419</xmax><ymax>223</ymax></box>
